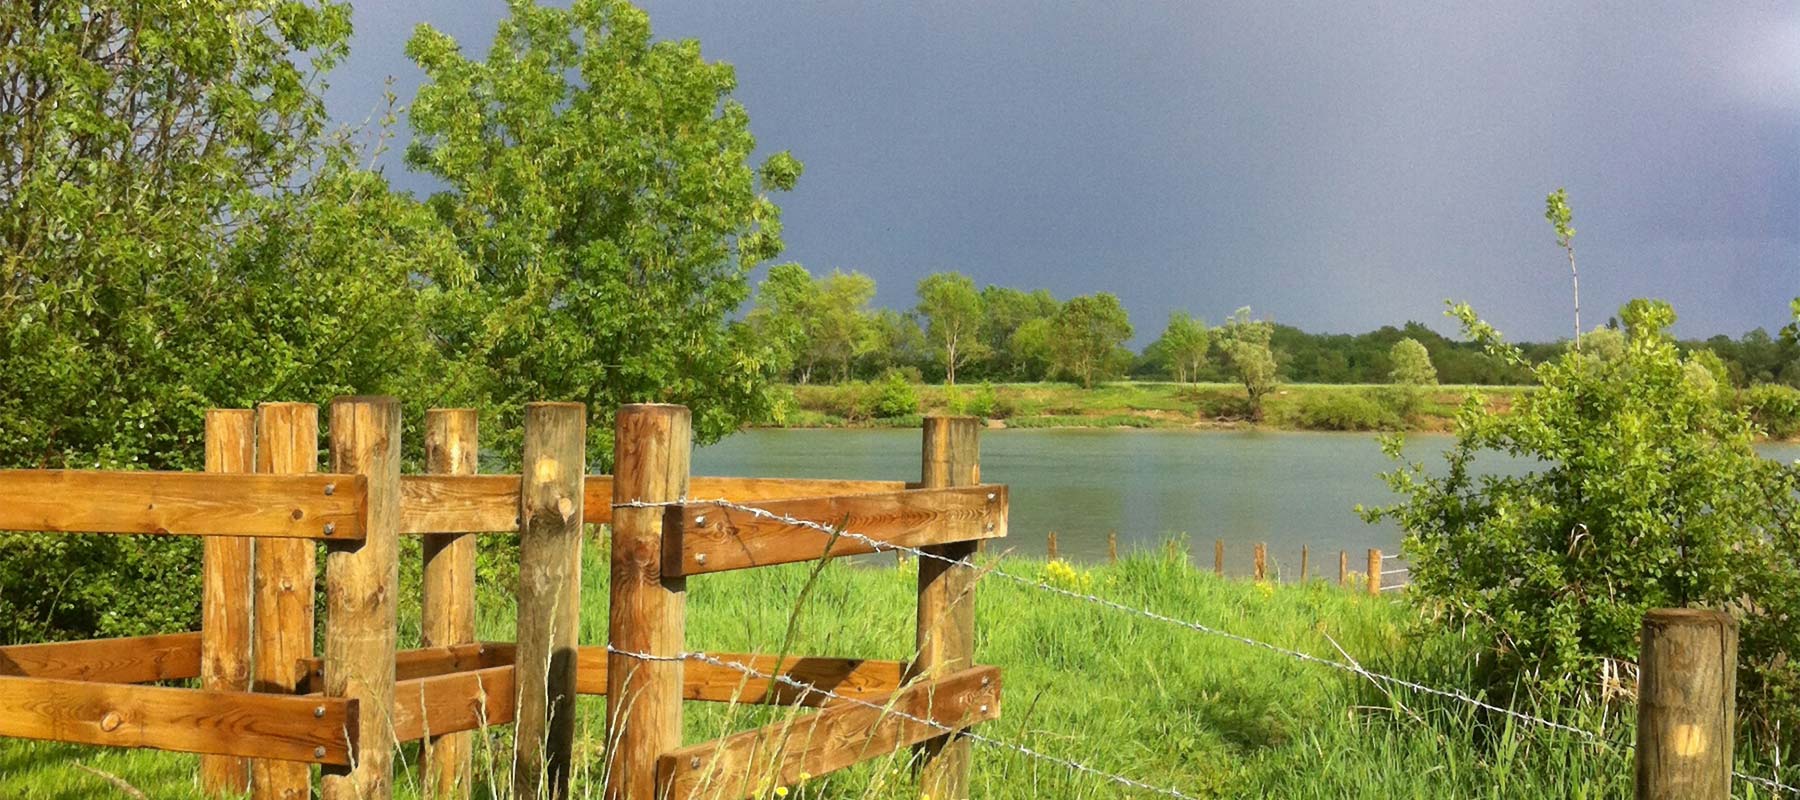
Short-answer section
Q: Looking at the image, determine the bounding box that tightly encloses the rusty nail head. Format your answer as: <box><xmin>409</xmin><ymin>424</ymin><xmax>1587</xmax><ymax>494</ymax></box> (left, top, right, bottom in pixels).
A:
<box><xmin>314</xmin><ymin>746</ymin><xmax>326</xmax><ymax>759</ymax></box>
<box><xmin>324</xmin><ymin>483</ymin><xmax>336</xmax><ymax>496</ymax></box>
<box><xmin>322</xmin><ymin>522</ymin><xmax>336</xmax><ymax>536</ymax></box>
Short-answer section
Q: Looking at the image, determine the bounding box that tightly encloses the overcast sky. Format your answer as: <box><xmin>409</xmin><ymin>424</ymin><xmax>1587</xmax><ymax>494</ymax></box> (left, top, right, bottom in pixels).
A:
<box><xmin>323</xmin><ymin>2</ymin><xmax>1799</xmax><ymax>342</ymax></box>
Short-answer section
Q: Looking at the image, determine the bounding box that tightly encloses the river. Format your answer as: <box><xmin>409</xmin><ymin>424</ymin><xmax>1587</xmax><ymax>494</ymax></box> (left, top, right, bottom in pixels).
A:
<box><xmin>695</xmin><ymin>428</ymin><xmax>1800</xmax><ymax>576</ymax></box>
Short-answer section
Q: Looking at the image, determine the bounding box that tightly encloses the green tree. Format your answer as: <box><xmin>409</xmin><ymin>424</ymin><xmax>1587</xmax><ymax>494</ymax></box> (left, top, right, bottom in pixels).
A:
<box><xmin>1048</xmin><ymin>294</ymin><xmax>1133</xmax><ymax>388</ymax></box>
<box><xmin>1364</xmin><ymin>299</ymin><xmax>1800</xmax><ymax>748</ymax></box>
<box><xmin>915</xmin><ymin>272</ymin><xmax>986</xmax><ymax>385</ymax></box>
<box><xmin>1546</xmin><ymin>188</ymin><xmax>1581</xmax><ymax>346</ymax></box>
<box><xmin>859</xmin><ymin>309</ymin><xmax>927</xmax><ymax>379</ymax></box>
<box><xmin>0</xmin><ymin>0</ymin><xmax>467</xmax><ymax>640</ymax></box>
<box><xmin>748</xmin><ymin>263</ymin><xmax>823</xmax><ymax>382</ymax></box>
<box><xmin>406</xmin><ymin>0</ymin><xmax>801</xmax><ymax>457</ymax></box>
<box><xmin>1009</xmin><ymin>317</ymin><xmax>1056</xmax><ymax>381</ymax></box>
<box><xmin>811</xmin><ymin>270</ymin><xmax>877</xmax><ymax>382</ymax></box>
<box><xmin>1387</xmin><ymin>338</ymin><xmax>1438</xmax><ymax>386</ymax></box>
<box><xmin>1219</xmin><ymin>307</ymin><xmax>1279</xmax><ymax>420</ymax></box>
<box><xmin>978</xmin><ymin>286</ymin><xmax>1059</xmax><ymax>379</ymax></box>
<box><xmin>1151</xmin><ymin>312</ymin><xmax>1211</xmax><ymax>384</ymax></box>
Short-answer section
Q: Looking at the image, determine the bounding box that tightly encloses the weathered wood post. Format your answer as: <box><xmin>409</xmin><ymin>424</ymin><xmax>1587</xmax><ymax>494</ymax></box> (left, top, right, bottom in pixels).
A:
<box><xmin>422</xmin><ymin>409</ymin><xmax>478</xmax><ymax>799</ymax></box>
<box><xmin>1253</xmin><ymin>542</ymin><xmax>1267</xmax><ymax>581</ymax></box>
<box><xmin>518</xmin><ymin>403</ymin><xmax>588</xmax><ymax>800</ymax></box>
<box><xmin>251</xmin><ymin>402</ymin><xmax>318</xmax><ymax>800</ymax></box>
<box><xmin>201</xmin><ymin>409</ymin><xmax>255</xmax><ymax>796</ymax></box>
<box><xmin>1047</xmin><ymin>531</ymin><xmax>1059</xmax><ymax>560</ymax></box>
<box><xmin>1299</xmin><ymin>545</ymin><xmax>1309</xmax><ymax>582</ymax></box>
<box><xmin>1214</xmin><ymin>539</ymin><xmax>1224</xmax><ymax>575</ymax></box>
<box><xmin>607</xmin><ymin>404</ymin><xmax>687</xmax><ymax>800</ymax></box>
<box><xmin>1636</xmin><ymin>609</ymin><xmax>1737</xmax><ymax>800</ymax></box>
<box><xmin>1367</xmin><ymin>548</ymin><xmax>1382</xmax><ymax>595</ymax></box>
<box><xmin>1338</xmin><ymin>550</ymin><xmax>1348</xmax><ymax>588</ymax></box>
<box><xmin>917</xmin><ymin>415</ymin><xmax>980</xmax><ymax>800</ymax></box>
<box><xmin>322</xmin><ymin>396</ymin><xmax>402</xmax><ymax>800</ymax></box>
<box><xmin>1108</xmin><ymin>531</ymin><xmax>1119</xmax><ymax>564</ymax></box>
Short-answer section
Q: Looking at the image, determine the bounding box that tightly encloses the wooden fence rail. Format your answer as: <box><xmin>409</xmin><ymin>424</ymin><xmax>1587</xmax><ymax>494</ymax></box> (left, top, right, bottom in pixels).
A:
<box><xmin>0</xmin><ymin>399</ymin><xmax>1004</xmax><ymax>800</ymax></box>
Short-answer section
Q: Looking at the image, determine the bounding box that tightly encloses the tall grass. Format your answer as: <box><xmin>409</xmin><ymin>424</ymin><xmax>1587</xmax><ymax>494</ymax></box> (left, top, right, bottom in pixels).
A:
<box><xmin>1</xmin><ymin>543</ymin><xmax>1789</xmax><ymax>798</ymax></box>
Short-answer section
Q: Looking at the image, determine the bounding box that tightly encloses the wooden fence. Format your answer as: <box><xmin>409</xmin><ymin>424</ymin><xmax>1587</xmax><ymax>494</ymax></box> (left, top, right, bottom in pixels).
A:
<box><xmin>0</xmin><ymin>399</ymin><xmax>1006</xmax><ymax>800</ymax></box>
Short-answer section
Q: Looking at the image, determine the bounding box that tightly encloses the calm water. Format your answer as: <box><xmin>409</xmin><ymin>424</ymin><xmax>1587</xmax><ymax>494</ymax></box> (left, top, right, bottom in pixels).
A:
<box><xmin>695</xmin><ymin>428</ymin><xmax>1800</xmax><ymax>575</ymax></box>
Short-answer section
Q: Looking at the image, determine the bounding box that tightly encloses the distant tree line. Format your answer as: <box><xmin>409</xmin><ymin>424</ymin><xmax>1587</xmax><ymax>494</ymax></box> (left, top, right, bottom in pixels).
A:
<box><xmin>748</xmin><ymin>267</ymin><xmax>1800</xmax><ymax>389</ymax></box>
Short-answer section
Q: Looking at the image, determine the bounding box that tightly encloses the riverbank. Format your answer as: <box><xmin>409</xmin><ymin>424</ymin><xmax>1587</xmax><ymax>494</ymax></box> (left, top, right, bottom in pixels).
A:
<box><xmin>771</xmin><ymin>381</ymin><xmax>1526</xmax><ymax>433</ymax></box>
<box><xmin>0</xmin><ymin>551</ymin><xmax>1643</xmax><ymax>798</ymax></box>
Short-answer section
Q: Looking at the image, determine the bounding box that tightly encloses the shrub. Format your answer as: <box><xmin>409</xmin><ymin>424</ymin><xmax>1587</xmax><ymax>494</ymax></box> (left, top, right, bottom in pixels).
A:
<box><xmin>1363</xmin><ymin>299</ymin><xmax>1800</xmax><ymax>753</ymax></box>
<box><xmin>873</xmin><ymin>371</ymin><xmax>920</xmax><ymax>419</ymax></box>
<box><xmin>967</xmin><ymin>382</ymin><xmax>1001</xmax><ymax>419</ymax></box>
<box><xmin>1271</xmin><ymin>389</ymin><xmax>1401</xmax><ymax>431</ymax></box>
<box><xmin>1744</xmin><ymin>383</ymin><xmax>1800</xmax><ymax>439</ymax></box>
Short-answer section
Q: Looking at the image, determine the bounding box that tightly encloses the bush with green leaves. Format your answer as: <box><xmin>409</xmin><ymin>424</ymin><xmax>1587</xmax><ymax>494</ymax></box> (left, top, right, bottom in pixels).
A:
<box><xmin>873</xmin><ymin>371</ymin><xmax>921</xmax><ymax>419</ymax></box>
<box><xmin>1743</xmin><ymin>383</ymin><xmax>1800</xmax><ymax>440</ymax></box>
<box><xmin>1362</xmin><ymin>299</ymin><xmax>1800</xmax><ymax>751</ymax></box>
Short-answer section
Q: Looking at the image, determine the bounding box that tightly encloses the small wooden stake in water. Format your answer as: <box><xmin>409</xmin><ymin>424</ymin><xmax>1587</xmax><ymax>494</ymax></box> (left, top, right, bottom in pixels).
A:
<box><xmin>1367</xmin><ymin>549</ymin><xmax>1382</xmax><ymax>595</ymax></box>
<box><xmin>1214</xmin><ymin>539</ymin><xmax>1224</xmax><ymax>575</ymax></box>
<box><xmin>1108</xmin><ymin>531</ymin><xmax>1118</xmax><ymax>564</ymax></box>
<box><xmin>1253</xmin><ymin>542</ymin><xmax>1267</xmax><ymax>581</ymax></box>
<box><xmin>1636</xmin><ymin>608</ymin><xmax>1736</xmax><ymax>800</ymax></box>
<box><xmin>1047</xmin><ymin>531</ymin><xmax>1059</xmax><ymax>560</ymax></box>
<box><xmin>1300</xmin><ymin>545</ymin><xmax>1309</xmax><ymax>582</ymax></box>
<box><xmin>1338</xmin><ymin>551</ymin><xmax>1348</xmax><ymax>588</ymax></box>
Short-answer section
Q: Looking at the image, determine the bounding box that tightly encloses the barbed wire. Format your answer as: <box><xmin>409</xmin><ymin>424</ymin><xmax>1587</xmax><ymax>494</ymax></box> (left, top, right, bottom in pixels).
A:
<box><xmin>604</xmin><ymin>645</ymin><xmax>1202</xmax><ymax>800</ymax></box>
<box><xmin>614</xmin><ymin>497</ymin><xmax>1800</xmax><ymax>796</ymax></box>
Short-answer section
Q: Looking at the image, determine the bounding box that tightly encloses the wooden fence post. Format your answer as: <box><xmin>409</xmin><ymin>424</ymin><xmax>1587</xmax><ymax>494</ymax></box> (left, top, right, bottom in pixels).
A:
<box><xmin>1300</xmin><ymin>545</ymin><xmax>1309</xmax><ymax>582</ymax></box>
<box><xmin>1253</xmin><ymin>542</ymin><xmax>1266</xmax><ymax>581</ymax></box>
<box><xmin>917</xmin><ymin>415</ymin><xmax>980</xmax><ymax>800</ymax></box>
<box><xmin>606</xmin><ymin>404</ymin><xmax>686</xmax><ymax>800</ymax></box>
<box><xmin>516</xmin><ymin>403</ymin><xmax>588</xmax><ymax>800</ymax></box>
<box><xmin>422</xmin><ymin>409</ymin><xmax>478</xmax><ymax>799</ymax></box>
<box><xmin>1047</xmin><ymin>531</ymin><xmax>1058</xmax><ymax>560</ymax></box>
<box><xmin>1108</xmin><ymin>531</ymin><xmax>1118</xmax><ymax>564</ymax></box>
<box><xmin>201</xmin><ymin>409</ymin><xmax>255</xmax><ymax>796</ymax></box>
<box><xmin>1214</xmin><ymin>540</ymin><xmax>1224</xmax><ymax>576</ymax></box>
<box><xmin>1636</xmin><ymin>609</ymin><xmax>1737</xmax><ymax>800</ymax></box>
<box><xmin>1338</xmin><ymin>551</ymin><xmax>1348</xmax><ymax>588</ymax></box>
<box><xmin>251</xmin><ymin>402</ymin><xmax>317</xmax><ymax>800</ymax></box>
<box><xmin>321</xmin><ymin>396</ymin><xmax>402</xmax><ymax>800</ymax></box>
<box><xmin>1367</xmin><ymin>549</ymin><xmax>1382</xmax><ymax>595</ymax></box>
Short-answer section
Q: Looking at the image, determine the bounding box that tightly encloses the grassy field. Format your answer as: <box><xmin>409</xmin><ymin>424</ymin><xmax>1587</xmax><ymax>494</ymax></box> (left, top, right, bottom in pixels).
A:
<box><xmin>8</xmin><ymin>541</ymin><xmax>1744</xmax><ymax>799</ymax></box>
<box><xmin>775</xmin><ymin>381</ymin><xmax>1527</xmax><ymax>433</ymax></box>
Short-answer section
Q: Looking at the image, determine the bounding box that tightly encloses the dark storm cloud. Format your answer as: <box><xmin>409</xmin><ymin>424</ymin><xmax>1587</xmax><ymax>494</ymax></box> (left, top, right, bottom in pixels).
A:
<box><xmin>323</xmin><ymin>1</ymin><xmax>1799</xmax><ymax>342</ymax></box>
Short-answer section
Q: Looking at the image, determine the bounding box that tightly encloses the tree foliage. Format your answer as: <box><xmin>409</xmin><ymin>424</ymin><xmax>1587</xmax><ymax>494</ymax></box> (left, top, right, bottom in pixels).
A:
<box><xmin>405</xmin><ymin>0</ymin><xmax>800</xmax><ymax>457</ymax></box>
<box><xmin>915</xmin><ymin>272</ymin><xmax>986</xmax><ymax>384</ymax></box>
<box><xmin>1049</xmin><ymin>294</ymin><xmax>1133</xmax><ymax>388</ymax></box>
<box><xmin>1387</xmin><ymin>338</ymin><xmax>1437</xmax><ymax>386</ymax></box>
<box><xmin>1364</xmin><ymin>299</ymin><xmax>1800</xmax><ymax>746</ymax></box>
<box><xmin>1219</xmin><ymin>308</ymin><xmax>1279</xmax><ymax>419</ymax></box>
<box><xmin>1148</xmin><ymin>312</ymin><xmax>1210</xmax><ymax>384</ymax></box>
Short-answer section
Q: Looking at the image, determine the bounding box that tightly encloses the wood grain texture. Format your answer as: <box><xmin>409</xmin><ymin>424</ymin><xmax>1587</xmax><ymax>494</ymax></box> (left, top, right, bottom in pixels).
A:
<box><xmin>583</xmin><ymin>475</ymin><xmax>910</xmax><ymax>525</ymax></box>
<box><xmin>421</xmin><ymin>409</ymin><xmax>479</xmax><ymax>800</ymax></box>
<box><xmin>0</xmin><ymin>675</ymin><xmax>358</xmax><ymax>765</ymax></box>
<box><xmin>1367</xmin><ymin>549</ymin><xmax>1382</xmax><ymax>595</ymax></box>
<box><xmin>321</xmin><ymin>396</ymin><xmax>403</xmax><ymax>800</ymax></box>
<box><xmin>0</xmin><ymin>469</ymin><xmax>363</xmax><ymax>539</ymax></box>
<box><xmin>400</xmin><ymin>474</ymin><xmax>520</xmax><ymax>533</ymax></box>
<box><xmin>515</xmin><ymin>402</ymin><xmax>587</xmax><ymax>800</ymax></box>
<box><xmin>251</xmin><ymin>402</ymin><xmax>319</xmax><ymax>800</ymax></box>
<box><xmin>572</xmin><ymin>646</ymin><xmax>907</xmax><ymax>707</ymax></box>
<box><xmin>606</xmin><ymin>404</ymin><xmax>690</xmax><ymax>800</ymax></box>
<box><xmin>914</xmin><ymin>415</ymin><xmax>981</xmax><ymax>800</ymax></box>
<box><xmin>657</xmin><ymin>666</ymin><xmax>1002</xmax><ymax>800</ymax></box>
<box><xmin>392</xmin><ymin>665</ymin><xmax>516</xmax><ymax>742</ymax></box>
<box><xmin>0</xmin><ymin>633</ymin><xmax>201</xmax><ymax>683</ymax></box>
<box><xmin>662</xmin><ymin>485</ymin><xmax>1007</xmax><ymax>576</ymax></box>
<box><xmin>297</xmin><ymin>644</ymin><xmax>513</xmax><ymax>694</ymax></box>
<box><xmin>202</xmin><ymin>409</ymin><xmax>256</xmax><ymax>794</ymax></box>
<box><xmin>1636</xmin><ymin>609</ymin><xmax>1737</xmax><ymax>800</ymax></box>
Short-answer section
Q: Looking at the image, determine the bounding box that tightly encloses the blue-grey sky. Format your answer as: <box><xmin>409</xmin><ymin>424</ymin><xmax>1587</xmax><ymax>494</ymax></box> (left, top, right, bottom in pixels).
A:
<box><xmin>324</xmin><ymin>2</ymin><xmax>1799</xmax><ymax>342</ymax></box>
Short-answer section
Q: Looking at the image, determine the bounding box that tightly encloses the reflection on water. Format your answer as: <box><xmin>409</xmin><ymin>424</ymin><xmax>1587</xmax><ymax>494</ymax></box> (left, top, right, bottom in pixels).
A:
<box><xmin>694</xmin><ymin>427</ymin><xmax>1800</xmax><ymax>575</ymax></box>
